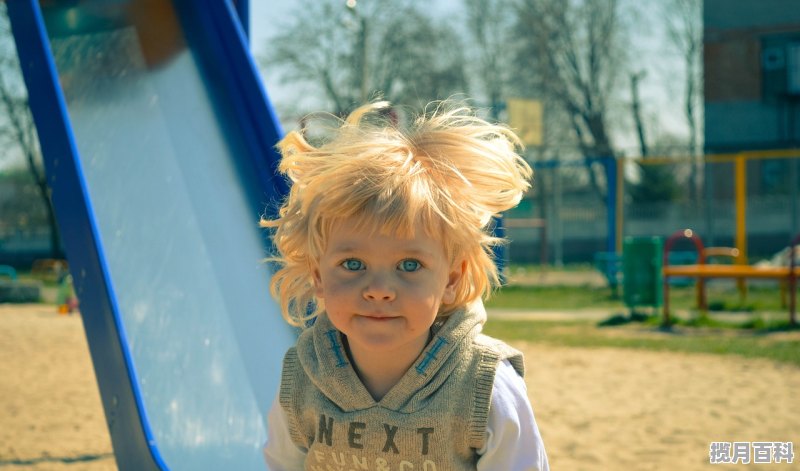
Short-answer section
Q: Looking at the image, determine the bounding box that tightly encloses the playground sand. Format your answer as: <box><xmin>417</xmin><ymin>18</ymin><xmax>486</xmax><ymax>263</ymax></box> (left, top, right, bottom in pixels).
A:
<box><xmin>1</xmin><ymin>304</ymin><xmax>799</xmax><ymax>470</ymax></box>
<box><xmin>0</xmin><ymin>304</ymin><xmax>114</xmax><ymax>471</ymax></box>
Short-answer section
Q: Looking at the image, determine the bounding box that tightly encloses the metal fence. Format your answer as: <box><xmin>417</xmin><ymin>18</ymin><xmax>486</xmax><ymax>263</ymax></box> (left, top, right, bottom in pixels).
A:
<box><xmin>3</xmin><ymin>152</ymin><xmax>799</xmax><ymax>268</ymax></box>
<box><xmin>0</xmin><ymin>176</ymin><xmax>56</xmax><ymax>266</ymax></box>
<box><xmin>505</xmin><ymin>151</ymin><xmax>800</xmax><ymax>265</ymax></box>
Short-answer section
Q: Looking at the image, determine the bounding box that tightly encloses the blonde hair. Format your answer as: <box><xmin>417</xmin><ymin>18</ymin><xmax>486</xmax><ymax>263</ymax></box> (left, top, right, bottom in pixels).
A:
<box><xmin>261</xmin><ymin>100</ymin><xmax>532</xmax><ymax>327</ymax></box>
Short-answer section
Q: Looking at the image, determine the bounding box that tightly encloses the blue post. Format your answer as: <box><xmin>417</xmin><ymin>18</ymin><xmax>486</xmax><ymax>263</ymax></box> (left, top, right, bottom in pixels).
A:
<box><xmin>491</xmin><ymin>215</ymin><xmax>507</xmax><ymax>285</ymax></box>
<box><xmin>605</xmin><ymin>156</ymin><xmax>617</xmax><ymax>255</ymax></box>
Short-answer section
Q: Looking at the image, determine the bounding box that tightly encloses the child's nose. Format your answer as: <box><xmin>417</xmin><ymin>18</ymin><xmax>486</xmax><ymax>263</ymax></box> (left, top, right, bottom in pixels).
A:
<box><xmin>362</xmin><ymin>274</ymin><xmax>396</xmax><ymax>301</ymax></box>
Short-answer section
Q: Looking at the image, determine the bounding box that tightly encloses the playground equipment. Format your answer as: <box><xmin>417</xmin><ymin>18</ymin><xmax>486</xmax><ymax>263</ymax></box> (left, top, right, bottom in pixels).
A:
<box><xmin>662</xmin><ymin>229</ymin><xmax>800</xmax><ymax>326</ymax></box>
<box><xmin>581</xmin><ymin>150</ymin><xmax>799</xmax><ymax>290</ymax></box>
<box><xmin>8</xmin><ymin>1</ymin><xmax>295</xmax><ymax>469</ymax></box>
<box><xmin>617</xmin><ymin>150</ymin><xmax>800</xmax><ymax>262</ymax></box>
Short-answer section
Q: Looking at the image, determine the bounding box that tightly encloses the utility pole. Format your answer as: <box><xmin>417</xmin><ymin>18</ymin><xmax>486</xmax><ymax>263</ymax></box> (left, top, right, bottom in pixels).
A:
<box><xmin>347</xmin><ymin>0</ymin><xmax>369</xmax><ymax>104</ymax></box>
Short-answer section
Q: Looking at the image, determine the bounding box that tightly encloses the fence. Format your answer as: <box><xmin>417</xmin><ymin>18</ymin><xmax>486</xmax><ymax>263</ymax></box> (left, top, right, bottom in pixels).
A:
<box><xmin>0</xmin><ymin>176</ymin><xmax>59</xmax><ymax>267</ymax></box>
<box><xmin>2</xmin><ymin>151</ymin><xmax>799</xmax><ymax>268</ymax></box>
<box><xmin>505</xmin><ymin>150</ymin><xmax>800</xmax><ymax>265</ymax></box>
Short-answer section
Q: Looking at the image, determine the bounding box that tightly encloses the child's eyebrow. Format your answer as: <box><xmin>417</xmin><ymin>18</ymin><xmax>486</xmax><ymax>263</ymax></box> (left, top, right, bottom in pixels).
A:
<box><xmin>394</xmin><ymin>248</ymin><xmax>437</xmax><ymax>259</ymax></box>
<box><xmin>327</xmin><ymin>245</ymin><xmax>359</xmax><ymax>255</ymax></box>
<box><xmin>328</xmin><ymin>243</ymin><xmax>437</xmax><ymax>259</ymax></box>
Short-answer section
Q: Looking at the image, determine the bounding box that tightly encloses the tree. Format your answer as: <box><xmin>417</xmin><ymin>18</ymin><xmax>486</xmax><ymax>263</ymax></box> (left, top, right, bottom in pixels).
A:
<box><xmin>512</xmin><ymin>0</ymin><xmax>628</xmax><ymax>204</ymax></box>
<box><xmin>663</xmin><ymin>0</ymin><xmax>703</xmax><ymax>201</ymax></box>
<box><xmin>0</xmin><ymin>5</ymin><xmax>62</xmax><ymax>259</ymax></box>
<box><xmin>463</xmin><ymin>0</ymin><xmax>516</xmax><ymax>120</ymax></box>
<box><xmin>260</xmin><ymin>0</ymin><xmax>468</xmax><ymax>116</ymax></box>
<box><xmin>627</xmin><ymin>69</ymin><xmax>679</xmax><ymax>204</ymax></box>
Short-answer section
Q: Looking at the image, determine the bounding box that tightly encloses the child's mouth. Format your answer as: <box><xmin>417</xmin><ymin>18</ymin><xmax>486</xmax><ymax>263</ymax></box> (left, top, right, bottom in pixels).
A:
<box><xmin>360</xmin><ymin>314</ymin><xmax>398</xmax><ymax>322</ymax></box>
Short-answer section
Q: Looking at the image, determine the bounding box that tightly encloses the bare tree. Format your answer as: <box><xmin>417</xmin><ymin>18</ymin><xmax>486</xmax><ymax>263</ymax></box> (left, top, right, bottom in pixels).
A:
<box><xmin>663</xmin><ymin>0</ymin><xmax>703</xmax><ymax>201</ymax></box>
<box><xmin>260</xmin><ymin>0</ymin><xmax>467</xmax><ymax>116</ymax></box>
<box><xmin>513</xmin><ymin>0</ymin><xmax>627</xmax><ymax>204</ymax></box>
<box><xmin>630</xmin><ymin>70</ymin><xmax>648</xmax><ymax>156</ymax></box>
<box><xmin>628</xmin><ymin>69</ymin><xmax>679</xmax><ymax>205</ymax></box>
<box><xmin>0</xmin><ymin>5</ymin><xmax>61</xmax><ymax>259</ymax></box>
<box><xmin>464</xmin><ymin>0</ymin><xmax>516</xmax><ymax>120</ymax></box>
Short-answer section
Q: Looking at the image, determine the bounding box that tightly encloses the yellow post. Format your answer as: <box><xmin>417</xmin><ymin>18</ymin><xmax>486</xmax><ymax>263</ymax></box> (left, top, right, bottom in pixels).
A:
<box><xmin>735</xmin><ymin>155</ymin><xmax>747</xmax><ymax>301</ymax></box>
<box><xmin>735</xmin><ymin>155</ymin><xmax>747</xmax><ymax>263</ymax></box>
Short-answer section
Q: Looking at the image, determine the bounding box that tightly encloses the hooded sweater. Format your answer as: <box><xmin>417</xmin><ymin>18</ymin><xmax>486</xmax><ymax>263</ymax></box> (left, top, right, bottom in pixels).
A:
<box><xmin>277</xmin><ymin>304</ymin><xmax>524</xmax><ymax>471</ymax></box>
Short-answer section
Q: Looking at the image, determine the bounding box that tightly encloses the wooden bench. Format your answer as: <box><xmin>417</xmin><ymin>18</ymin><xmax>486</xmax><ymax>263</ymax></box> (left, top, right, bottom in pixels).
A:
<box><xmin>662</xmin><ymin>230</ymin><xmax>799</xmax><ymax>325</ymax></box>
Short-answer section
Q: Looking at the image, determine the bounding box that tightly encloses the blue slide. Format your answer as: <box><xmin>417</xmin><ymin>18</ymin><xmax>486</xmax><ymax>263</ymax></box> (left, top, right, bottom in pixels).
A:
<box><xmin>8</xmin><ymin>1</ymin><xmax>295</xmax><ymax>469</ymax></box>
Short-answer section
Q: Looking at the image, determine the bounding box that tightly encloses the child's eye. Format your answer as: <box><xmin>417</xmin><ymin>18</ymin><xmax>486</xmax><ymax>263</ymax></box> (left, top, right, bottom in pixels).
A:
<box><xmin>398</xmin><ymin>259</ymin><xmax>422</xmax><ymax>272</ymax></box>
<box><xmin>340</xmin><ymin>259</ymin><xmax>365</xmax><ymax>271</ymax></box>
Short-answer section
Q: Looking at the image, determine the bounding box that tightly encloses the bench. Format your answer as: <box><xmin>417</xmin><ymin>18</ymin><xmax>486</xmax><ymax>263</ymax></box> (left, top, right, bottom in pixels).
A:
<box><xmin>662</xmin><ymin>229</ymin><xmax>799</xmax><ymax>326</ymax></box>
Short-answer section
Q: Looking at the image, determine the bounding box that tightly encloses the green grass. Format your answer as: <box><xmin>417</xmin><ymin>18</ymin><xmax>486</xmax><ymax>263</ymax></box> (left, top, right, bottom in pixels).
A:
<box><xmin>487</xmin><ymin>285</ymin><xmax>623</xmax><ymax>310</ymax></box>
<box><xmin>484</xmin><ymin>318</ymin><xmax>800</xmax><ymax>367</ymax></box>
<box><xmin>484</xmin><ymin>275</ymin><xmax>799</xmax><ymax>367</ymax></box>
<box><xmin>487</xmin><ymin>283</ymin><xmax>791</xmax><ymax>313</ymax></box>
<box><xmin>506</xmin><ymin>263</ymin><xmax>596</xmax><ymax>273</ymax></box>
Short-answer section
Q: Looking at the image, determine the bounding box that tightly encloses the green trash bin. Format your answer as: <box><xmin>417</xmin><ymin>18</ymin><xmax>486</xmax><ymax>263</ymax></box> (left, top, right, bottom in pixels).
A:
<box><xmin>623</xmin><ymin>236</ymin><xmax>664</xmax><ymax>310</ymax></box>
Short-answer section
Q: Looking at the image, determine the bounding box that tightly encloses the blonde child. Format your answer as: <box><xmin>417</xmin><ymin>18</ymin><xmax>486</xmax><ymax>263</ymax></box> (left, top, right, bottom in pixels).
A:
<box><xmin>261</xmin><ymin>101</ymin><xmax>549</xmax><ymax>470</ymax></box>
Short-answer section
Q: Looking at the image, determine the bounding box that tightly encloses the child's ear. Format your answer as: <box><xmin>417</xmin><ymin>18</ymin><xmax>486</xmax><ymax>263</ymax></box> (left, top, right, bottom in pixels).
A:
<box><xmin>442</xmin><ymin>260</ymin><xmax>465</xmax><ymax>305</ymax></box>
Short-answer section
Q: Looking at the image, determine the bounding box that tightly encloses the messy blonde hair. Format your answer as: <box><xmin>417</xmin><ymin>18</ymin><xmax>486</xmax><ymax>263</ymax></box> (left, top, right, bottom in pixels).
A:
<box><xmin>261</xmin><ymin>100</ymin><xmax>532</xmax><ymax>327</ymax></box>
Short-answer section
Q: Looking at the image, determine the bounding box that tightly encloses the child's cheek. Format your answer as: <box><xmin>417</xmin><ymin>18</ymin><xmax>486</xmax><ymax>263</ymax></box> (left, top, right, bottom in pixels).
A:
<box><xmin>324</xmin><ymin>275</ymin><xmax>360</xmax><ymax>299</ymax></box>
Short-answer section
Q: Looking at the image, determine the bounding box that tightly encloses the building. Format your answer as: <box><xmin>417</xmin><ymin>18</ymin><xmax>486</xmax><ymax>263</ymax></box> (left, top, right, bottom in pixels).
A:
<box><xmin>705</xmin><ymin>0</ymin><xmax>800</xmax><ymax>152</ymax></box>
<box><xmin>703</xmin><ymin>0</ymin><xmax>800</xmax><ymax>251</ymax></box>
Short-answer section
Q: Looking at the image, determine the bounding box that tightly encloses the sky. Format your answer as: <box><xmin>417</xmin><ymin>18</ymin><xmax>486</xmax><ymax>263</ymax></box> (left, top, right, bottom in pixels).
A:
<box><xmin>248</xmin><ymin>0</ymin><xmax>465</xmax><ymax>122</ymax></box>
<box><xmin>249</xmin><ymin>1</ymin><xmax>462</xmax><ymax>57</ymax></box>
<box><xmin>0</xmin><ymin>0</ymin><xmax>690</xmax><ymax>173</ymax></box>
<box><xmin>247</xmin><ymin>0</ymin><xmax>691</xmax><ymax>154</ymax></box>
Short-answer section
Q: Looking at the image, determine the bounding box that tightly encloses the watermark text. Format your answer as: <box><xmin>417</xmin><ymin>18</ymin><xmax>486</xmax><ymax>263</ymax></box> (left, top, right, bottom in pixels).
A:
<box><xmin>709</xmin><ymin>442</ymin><xmax>794</xmax><ymax>464</ymax></box>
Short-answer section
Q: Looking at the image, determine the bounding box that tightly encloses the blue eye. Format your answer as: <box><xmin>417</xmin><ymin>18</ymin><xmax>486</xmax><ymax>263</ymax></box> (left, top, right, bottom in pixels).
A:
<box><xmin>398</xmin><ymin>259</ymin><xmax>421</xmax><ymax>272</ymax></box>
<box><xmin>341</xmin><ymin>259</ymin><xmax>365</xmax><ymax>271</ymax></box>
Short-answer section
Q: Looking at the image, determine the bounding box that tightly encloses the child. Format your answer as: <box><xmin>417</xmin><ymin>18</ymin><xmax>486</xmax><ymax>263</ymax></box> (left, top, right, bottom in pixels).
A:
<box><xmin>261</xmin><ymin>101</ymin><xmax>549</xmax><ymax>470</ymax></box>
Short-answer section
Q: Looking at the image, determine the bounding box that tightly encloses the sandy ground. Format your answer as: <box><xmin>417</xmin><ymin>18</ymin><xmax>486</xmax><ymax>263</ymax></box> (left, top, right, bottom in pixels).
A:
<box><xmin>0</xmin><ymin>305</ymin><xmax>115</xmax><ymax>471</ymax></box>
<box><xmin>523</xmin><ymin>344</ymin><xmax>799</xmax><ymax>470</ymax></box>
<box><xmin>1</xmin><ymin>303</ymin><xmax>798</xmax><ymax>470</ymax></box>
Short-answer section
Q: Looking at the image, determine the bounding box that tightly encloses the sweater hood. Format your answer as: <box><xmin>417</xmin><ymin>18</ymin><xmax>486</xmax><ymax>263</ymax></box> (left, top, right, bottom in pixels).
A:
<box><xmin>294</xmin><ymin>301</ymin><xmax>488</xmax><ymax>413</ymax></box>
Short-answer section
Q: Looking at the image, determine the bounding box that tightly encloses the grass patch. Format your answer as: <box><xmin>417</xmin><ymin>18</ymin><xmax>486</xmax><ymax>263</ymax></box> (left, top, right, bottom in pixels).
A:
<box><xmin>487</xmin><ymin>283</ymin><xmax>790</xmax><ymax>313</ymax></box>
<box><xmin>484</xmin><ymin>318</ymin><xmax>800</xmax><ymax>367</ymax></box>
<box><xmin>487</xmin><ymin>285</ymin><xmax>623</xmax><ymax>310</ymax></box>
<box><xmin>506</xmin><ymin>263</ymin><xmax>595</xmax><ymax>274</ymax></box>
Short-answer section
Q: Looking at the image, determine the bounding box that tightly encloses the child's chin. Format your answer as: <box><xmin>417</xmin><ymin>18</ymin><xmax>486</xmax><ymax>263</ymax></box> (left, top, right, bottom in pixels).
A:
<box><xmin>347</xmin><ymin>330</ymin><xmax>422</xmax><ymax>353</ymax></box>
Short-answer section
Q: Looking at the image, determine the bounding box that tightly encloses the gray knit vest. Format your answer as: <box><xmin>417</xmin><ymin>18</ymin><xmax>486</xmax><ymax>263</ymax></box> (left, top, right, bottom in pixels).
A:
<box><xmin>278</xmin><ymin>305</ymin><xmax>525</xmax><ymax>471</ymax></box>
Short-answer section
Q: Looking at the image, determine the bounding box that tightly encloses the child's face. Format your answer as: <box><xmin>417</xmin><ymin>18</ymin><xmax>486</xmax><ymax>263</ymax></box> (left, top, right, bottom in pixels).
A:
<box><xmin>312</xmin><ymin>218</ymin><xmax>463</xmax><ymax>359</ymax></box>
